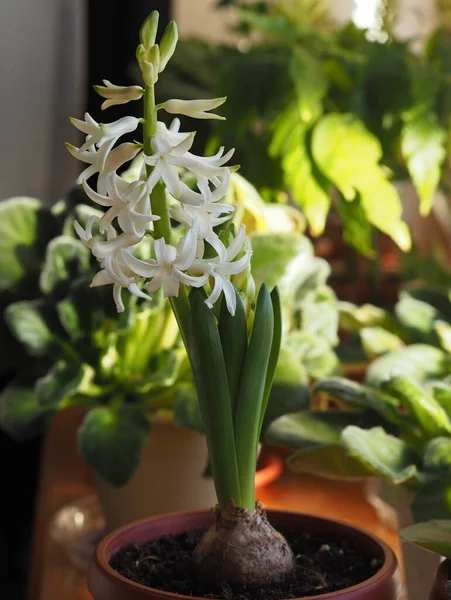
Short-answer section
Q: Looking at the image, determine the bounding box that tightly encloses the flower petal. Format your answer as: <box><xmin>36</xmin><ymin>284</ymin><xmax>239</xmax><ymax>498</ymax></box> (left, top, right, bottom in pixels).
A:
<box><xmin>176</xmin><ymin>229</ymin><xmax>197</xmax><ymax>270</ymax></box>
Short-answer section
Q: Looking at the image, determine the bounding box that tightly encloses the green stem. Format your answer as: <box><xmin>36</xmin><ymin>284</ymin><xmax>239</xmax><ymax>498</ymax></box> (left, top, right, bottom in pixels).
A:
<box><xmin>143</xmin><ymin>84</ymin><xmax>191</xmax><ymax>348</ymax></box>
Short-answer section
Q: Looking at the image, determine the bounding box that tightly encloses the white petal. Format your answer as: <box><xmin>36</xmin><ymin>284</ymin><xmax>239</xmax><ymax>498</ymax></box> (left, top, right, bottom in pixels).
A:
<box><xmin>226</xmin><ymin>225</ymin><xmax>246</xmax><ymax>261</ymax></box>
<box><xmin>145</xmin><ymin>274</ymin><xmax>163</xmax><ymax>293</ymax></box>
<box><xmin>206</xmin><ymin>235</ymin><xmax>227</xmax><ymax>262</ymax></box>
<box><xmin>222</xmin><ymin>277</ymin><xmax>237</xmax><ymax>316</ymax></box>
<box><xmin>113</xmin><ymin>283</ymin><xmax>125</xmax><ymax>312</ymax></box>
<box><xmin>221</xmin><ymin>251</ymin><xmax>252</xmax><ymax>276</ymax></box>
<box><xmin>162</xmin><ymin>275</ymin><xmax>180</xmax><ymax>297</ymax></box>
<box><xmin>122</xmin><ymin>251</ymin><xmax>158</xmax><ymax>277</ymax></box>
<box><xmin>90</xmin><ymin>269</ymin><xmax>113</xmax><ymax>287</ymax></box>
<box><xmin>205</xmin><ymin>273</ymin><xmax>223</xmax><ymax>308</ymax></box>
<box><xmin>176</xmin><ymin>229</ymin><xmax>198</xmax><ymax>270</ymax></box>
<box><xmin>128</xmin><ymin>283</ymin><xmax>152</xmax><ymax>301</ymax></box>
<box><xmin>145</xmin><ymin>162</ymin><xmax>163</xmax><ymax>193</ymax></box>
<box><xmin>82</xmin><ymin>179</ymin><xmax>113</xmax><ymax>207</ymax></box>
<box><xmin>175</xmin><ymin>268</ymin><xmax>208</xmax><ymax>288</ymax></box>
<box><xmin>160</xmin><ymin>162</ymin><xmax>182</xmax><ymax>198</ymax></box>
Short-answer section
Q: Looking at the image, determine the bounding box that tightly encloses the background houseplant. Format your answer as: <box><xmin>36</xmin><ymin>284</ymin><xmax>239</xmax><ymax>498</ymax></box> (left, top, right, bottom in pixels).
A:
<box><xmin>401</xmin><ymin>520</ymin><xmax>451</xmax><ymax>599</ymax></box>
<box><xmin>157</xmin><ymin>0</ymin><xmax>451</xmax><ymax>303</ymax></box>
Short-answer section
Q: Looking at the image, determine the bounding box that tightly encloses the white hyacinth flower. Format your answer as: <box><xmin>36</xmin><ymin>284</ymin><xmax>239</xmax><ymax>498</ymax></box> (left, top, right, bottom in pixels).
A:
<box><xmin>70</xmin><ymin>113</ymin><xmax>140</xmax><ymax>169</ymax></box>
<box><xmin>145</xmin><ymin>119</ymin><xmax>235</xmax><ymax>198</ymax></box>
<box><xmin>162</xmin><ymin>97</ymin><xmax>226</xmax><ymax>120</ymax></box>
<box><xmin>199</xmin><ymin>226</ymin><xmax>252</xmax><ymax>316</ymax></box>
<box><xmin>94</xmin><ymin>80</ymin><xmax>144</xmax><ymax>110</ymax></box>
<box><xmin>122</xmin><ymin>229</ymin><xmax>208</xmax><ymax>298</ymax></box>
<box><xmin>171</xmin><ymin>175</ymin><xmax>234</xmax><ymax>240</ymax></box>
<box><xmin>82</xmin><ymin>175</ymin><xmax>159</xmax><ymax>235</ymax></box>
<box><xmin>66</xmin><ymin>142</ymin><xmax>141</xmax><ymax>193</ymax></box>
<box><xmin>74</xmin><ymin>216</ymin><xmax>141</xmax><ymax>260</ymax></box>
<box><xmin>75</xmin><ymin>219</ymin><xmax>151</xmax><ymax>312</ymax></box>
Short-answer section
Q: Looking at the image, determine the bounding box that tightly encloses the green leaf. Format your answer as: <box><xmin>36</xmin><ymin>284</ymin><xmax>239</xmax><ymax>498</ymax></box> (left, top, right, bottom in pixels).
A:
<box><xmin>219</xmin><ymin>288</ymin><xmax>247</xmax><ymax>408</ymax></box>
<box><xmin>275</xmin><ymin>345</ymin><xmax>309</xmax><ymax>386</ymax></box>
<box><xmin>435</xmin><ymin>320</ymin><xmax>451</xmax><ymax>354</ymax></box>
<box><xmin>0</xmin><ymin>384</ymin><xmax>53</xmax><ymax>440</ymax></box>
<box><xmin>341</xmin><ymin>426</ymin><xmax>422</xmax><ymax>486</ymax></box>
<box><xmin>263</xmin><ymin>383</ymin><xmax>310</xmax><ymax>431</ymax></box>
<box><xmin>404</xmin><ymin>286</ymin><xmax>451</xmax><ymax>322</ymax></box>
<box><xmin>312</xmin><ymin>113</ymin><xmax>380</xmax><ymax>198</ymax></box>
<box><xmin>267</xmin><ymin>411</ymin><xmax>363</xmax><ymax>448</ymax></box>
<box><xmin>336</xmin><ymin>194</ymin><xmax>374</xmax><ymax>257</ymax></box>
<box><xmin>5</xmin><ymin>300</ymin><xmax>62</xmax><ymax>357</ymax></box>
<box><xmin>424</xmin><ymin>438</ymin><xmax>451</xmax><ymax>474</ymax></box>
<box><xmin>401</xmin><ymin>113</ymin><xmax>446</xmax><ymax>215</ymax></box>
<box><xmin>249</xmin><ymin>232</ymin><xmax>305</xmax><ymax>291</ymax></box>
<box><xmin>366</xmin><ymin>344</ymin><xmax>450</xmax><ymax>387</ymax></box>
<box><xmin>360</xmin><ymin>327</ymin><xmax>404</xmax><ymax>357</ymax></box>
<box><xmin>266</xmin><ymin>412</ymin><xmax>376</xmax><ymax>479</ymax></box>
<box><xmin>401</xmin><ymin>520</ymin><xmax>451</xmax><ymax>559</ymax></box>
<box><xmin>313</xmin><ymin>115</ymin><xmax>410</xmax><ymax>250</ymax></box>
<box><xmin>301</xmin><ymin>285</ymin><xmax>339</xmax><ymax>346</ymax></box>
<box><xmin>338</xmin><ymin>301</ymin><xmax>400</xmax><ymax>333</ymax></box>
<box><xmin>39</xmin><ymin>236</ymin><xmax>91</xmax><ymax>297</ymax></box>
<box><xmin>289</xmin><ymin>48</ymin><xmax>328</xmax><ymax>124</ymax></box>
<box><xmin>288</xmin><ymin>443</ymin><xmax>374</xmax><ymax>479</ymax></box>
<box><xmin>412</xmin><ymin>478</ymin><xmax>451</xmax><ymax>521</ymax></box>
<box><xmin>0</xmin><ymin>197</ymin><xmax>57</xmax><ymax>293</ymax></box>
<box><xmin>285</xmin><ymin>331</ymin><xmax>340</xmax><ymax>379</ymax></box>
<box><xmin>283</xmin><ymin>132</ymin><xmax>332</xmax><ymax>236</ymax></box>
<box><xmin>35</xmin><ymin>361</ymin><xmax>84</xmax><ymax>408</ymax></box>
<box><xmin>78</xmin><ymin>404</ymin><xmax>149</xmax><ymax>486</ymax></box>
<box><xmin>395</xmin><ymin>293</ymin><xmax>440</xmax><ymax>343</ymax></box>
<box><xmin>381</xmin><ymin>376</ymin><xmax>451</xmax><ymax>438</ymax></box>
<box><xmin>261</xmin><ymin>287</ymin><xmax>283</xmax><ymax>426</ymax></box>
<box><xmin>188</xmin><ymin>290</ymin><xmax>241</xmax><ymax>507</ymax></box>
<box><xmin>234</xmin><ymin>284</ymin><xmax>274</xmax><ymax>507</ymax></box>
<box><xmin>432</xmin><ymin>382</ymin><xmax>451</xmax><ymax>418</ymax></box>
<box><xmin>312</xmin><ymin>377</ymin><xmax>403</xmax><ymax>425</ymax></box>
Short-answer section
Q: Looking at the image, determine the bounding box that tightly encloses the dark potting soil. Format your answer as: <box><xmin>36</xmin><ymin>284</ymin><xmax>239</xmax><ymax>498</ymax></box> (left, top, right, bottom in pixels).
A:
<box><xmin>110</xmin><ymin>527</ymin><xmax>382</xmax><ymax>599</ymax></box>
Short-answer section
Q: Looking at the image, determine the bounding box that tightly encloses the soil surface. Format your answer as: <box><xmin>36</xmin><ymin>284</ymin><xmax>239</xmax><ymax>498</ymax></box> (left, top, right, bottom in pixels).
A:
<box><xmin>110</xmin><ymin>527</ymin><xmax>382</xmax><ymax>599</ymax></box>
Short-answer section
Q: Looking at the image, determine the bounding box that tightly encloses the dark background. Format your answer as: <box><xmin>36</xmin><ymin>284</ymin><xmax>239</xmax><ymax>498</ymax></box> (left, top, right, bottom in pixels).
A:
<box><xmin>0</xmin><ymin>2</ymin><xmax>171</xmax><ymax>599</ymax></box>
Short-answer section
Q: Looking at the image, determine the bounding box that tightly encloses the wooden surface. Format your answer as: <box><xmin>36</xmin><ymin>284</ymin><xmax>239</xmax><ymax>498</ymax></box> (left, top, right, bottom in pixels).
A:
<box><xmin>27</xmin><ymin>409</ymin><xmax>402</xmax><ymax>600</ymax></box>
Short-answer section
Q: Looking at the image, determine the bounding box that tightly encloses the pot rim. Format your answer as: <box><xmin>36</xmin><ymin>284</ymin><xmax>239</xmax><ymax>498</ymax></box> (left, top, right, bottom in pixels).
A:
<box><xmin>255</xmin><ymin>451</ymin><xmax>283</xmax><ymax>488</ymax></box>
<box><xmin>89</xmin><ymin>508</ymin><xmax>398</xmax><ymax>600</ymax></box>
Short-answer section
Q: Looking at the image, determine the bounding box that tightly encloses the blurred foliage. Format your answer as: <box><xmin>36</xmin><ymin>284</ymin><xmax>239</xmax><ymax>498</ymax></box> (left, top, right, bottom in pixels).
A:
<box><xmin>0</xmin><ymin>173</ymin><xmax>340</xmax><ymax>485</ymax></box>
<box><xmin>267</xmin><ymin>284</ymin><xmax>451</xmax><ymax>522</ymax></box>
<box><xmin>156</xmin><ymin>0</ymin><xmax>451</xmax><ymax>255</ymax></box>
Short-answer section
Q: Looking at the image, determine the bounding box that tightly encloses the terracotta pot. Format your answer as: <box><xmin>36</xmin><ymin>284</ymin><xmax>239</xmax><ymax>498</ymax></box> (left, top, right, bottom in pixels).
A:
<box><xmin>430</xmin><ymin>560</ymin><xmax>450</xmax><ymax>600</ymax></box>
<box><xmin>96</xmin><ymin>422</ymin><xmax>283</xmax><ymax>530</ymax></box>
<box><xmin>88</xmin><ymin>510</ymin><xmax>401</xmax><ymax>600</ymax></box>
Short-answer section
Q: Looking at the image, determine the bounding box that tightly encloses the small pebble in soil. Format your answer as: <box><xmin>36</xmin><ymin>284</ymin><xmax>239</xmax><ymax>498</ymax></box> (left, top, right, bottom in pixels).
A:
<box><xmin>110</xmin><ymin>527</ymin><xmax>382</xmax><ymax>599</ymax></box>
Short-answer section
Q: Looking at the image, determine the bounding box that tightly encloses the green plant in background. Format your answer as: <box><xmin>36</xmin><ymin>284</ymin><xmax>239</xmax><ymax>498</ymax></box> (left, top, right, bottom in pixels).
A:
<box><xmin>157</xmin><ymin>0</ymin><xmax>451</xmax><ymax>258</ymax></box>
<box><xmin>266</xmin><ymin>362</ymin><xmax>451</xmax><ymax>523</ymax></box>
<box><xmin>0</xmin><ymin>111</ymin><xmax>341</xmax><ymax>488</ymax></box>
<box><xmin>338</xmin><ymin>284</ymin><xmax>451</xmax><ymax>365</ymax></box>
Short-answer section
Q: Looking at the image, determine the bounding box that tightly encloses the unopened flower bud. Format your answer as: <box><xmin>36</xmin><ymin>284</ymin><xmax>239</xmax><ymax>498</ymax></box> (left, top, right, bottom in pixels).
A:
<box><xmin>136</xmin><ymin>43</ymin><xmax>160</xmax><ymax>85</ymax></box>
<box><xmin>139</xmin><ymin>11</ymin><xmax>159</xmax><ymax>49</ymax></box>
<box><xmin>159</xmin><ymin>21</ymin><xmax>178</xmax><ymax>72</ymax></box>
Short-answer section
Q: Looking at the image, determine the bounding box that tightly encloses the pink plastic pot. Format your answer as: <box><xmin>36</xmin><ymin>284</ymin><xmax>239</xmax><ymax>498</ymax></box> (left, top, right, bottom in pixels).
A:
<box><xmin>88</xmin><ymin>509</ymin><xmax>401</xmax><ymax>600</ymax></box>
